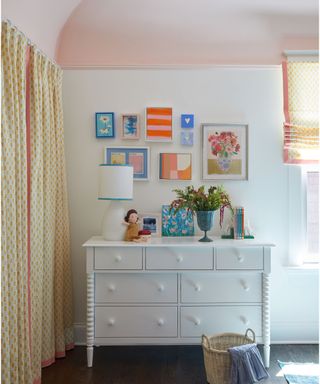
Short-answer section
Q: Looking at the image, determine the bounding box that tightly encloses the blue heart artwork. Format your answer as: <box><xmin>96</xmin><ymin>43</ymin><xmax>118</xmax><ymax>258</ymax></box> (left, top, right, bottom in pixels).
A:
<box><xmin>181</xmin><ymin>114</ymin><xmax>194</xmax><ymax>129</ymax></box>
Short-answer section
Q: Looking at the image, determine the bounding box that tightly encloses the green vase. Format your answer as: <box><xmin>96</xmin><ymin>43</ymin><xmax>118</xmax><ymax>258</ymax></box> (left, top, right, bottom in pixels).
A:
<box><xmin>196</xmin><ymin>211</ymin><xmax>214</xmax><ymax>242</ymax></box>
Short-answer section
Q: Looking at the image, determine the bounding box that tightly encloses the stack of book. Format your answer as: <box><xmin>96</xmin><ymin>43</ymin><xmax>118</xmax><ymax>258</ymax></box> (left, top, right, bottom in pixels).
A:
<box><xmin>233</xmin><ymin>206</ymin><xmax>244</xmax><ymax>239</ymax></box>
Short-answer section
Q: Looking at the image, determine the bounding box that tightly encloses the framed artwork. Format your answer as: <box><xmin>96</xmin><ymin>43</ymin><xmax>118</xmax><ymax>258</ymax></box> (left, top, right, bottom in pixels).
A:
<box><xmin>139</xmin><ymin>212</ymin><xmax>161</xmax><ymax>237</ymax></box>
<box><xmin>145</xmin><ymin>107</ymin><xmax>173</xmax><ymax>141</ymax></box>
<box><xmin>96</xmin><ymin>112</ymin><xmax>115</xmax><ymax>138</ymax></box>
<box><xmin>105</xmin><ymin>146</ymin><xmax>150</xmax><ymax>181</ymax></box>
<box><xmin>159</xmin><ymin>153</ymin><xmax>192</xmax><ymax>180</ymax></box>
<box><xmin>202</xmin><ymin>123</ymin><xmax>248</xmax><ymax>180</ymax></box>
<box><xmin>181</xmin><ymin>114</ymin><xmax>194</xmax><ymax>128</ymax></box>
<box><xmin>161</xmin><ymin>205</ymin><xmax>194</xmax><ymax>237</ymax></box>
<box><xmin>181</xmin><ymin>131</ymin><xmax>194</xmax><ymax>146</ymax></box>
<box><xmin>121</xmin><ymin>114</ymin><xmax>140</xmax><ymax>140</ymax></box>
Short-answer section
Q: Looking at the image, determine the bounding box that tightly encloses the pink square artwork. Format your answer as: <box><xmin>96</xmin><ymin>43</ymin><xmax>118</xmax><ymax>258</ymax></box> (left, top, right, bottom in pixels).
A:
<box><xmin>129</xmin><ymin>152</ymin><xmax>144</xmax><ymax>175</ymax></box>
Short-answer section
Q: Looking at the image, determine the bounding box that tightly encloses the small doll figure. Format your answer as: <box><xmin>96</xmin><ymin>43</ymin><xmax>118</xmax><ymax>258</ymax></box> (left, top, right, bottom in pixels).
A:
<box><xmin>123</xmin><ymin>209</ymin><xmax>141</xmax><ymax>242</ymax></box>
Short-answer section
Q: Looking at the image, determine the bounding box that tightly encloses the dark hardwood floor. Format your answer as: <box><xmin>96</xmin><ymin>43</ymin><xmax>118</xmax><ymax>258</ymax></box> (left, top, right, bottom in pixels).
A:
<box><xmin>42</xmin><ymin>344</ymin><xmax>318</xmax><ymax>384</ymax></box>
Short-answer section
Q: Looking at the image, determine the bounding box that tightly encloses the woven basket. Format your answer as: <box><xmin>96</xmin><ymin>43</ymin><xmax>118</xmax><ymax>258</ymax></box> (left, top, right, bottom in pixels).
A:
<box><xmin>202</xmin><ymin>328</ymin><xmax>255</xmax><ymax>384</ymax></box>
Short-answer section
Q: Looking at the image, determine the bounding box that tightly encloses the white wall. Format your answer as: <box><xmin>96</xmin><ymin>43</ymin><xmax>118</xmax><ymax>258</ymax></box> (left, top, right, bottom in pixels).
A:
<box><xmin>62</xmin><ymin>68</ymin><xmax>318</xmax><ymax>343</ymax></box>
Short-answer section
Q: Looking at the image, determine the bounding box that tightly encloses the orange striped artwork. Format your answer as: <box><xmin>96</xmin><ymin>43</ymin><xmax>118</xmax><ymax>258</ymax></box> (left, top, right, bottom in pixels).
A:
<box><xmin>146</xmin><ymin>107</ymin><xmax>173</xmax><ymax>141</ymax></box>
<box><xmin>159</xmin><ymin>153</ymin><xmax>192</xmax><ymax>180</ymax></box>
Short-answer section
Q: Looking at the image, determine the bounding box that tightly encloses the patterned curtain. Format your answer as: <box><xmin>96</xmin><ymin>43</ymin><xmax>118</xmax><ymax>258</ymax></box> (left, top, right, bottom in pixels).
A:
<box><xmin>29</xmin><ymin>46</ymin><xmax>74</xmax><ymax>378</ymax></box>
<box><xmin>282</xmin><ymin>58</ymin><xmax>319</xmax><ymax>164</ymax></box>
<box><xmin>1</xmin><ymin>22</ymin><xmax>33</xmax><ymax>384</ymax></box>
<box><xmin>1</xmin><ymin>20</ymin><xmax>73</xmax><ymax>384</ymax></box>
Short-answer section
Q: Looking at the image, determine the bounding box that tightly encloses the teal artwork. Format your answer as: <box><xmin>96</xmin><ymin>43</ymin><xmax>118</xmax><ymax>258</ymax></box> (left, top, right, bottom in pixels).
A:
<box><xmin>161</xmin><ymin>205</ymin><xmax>194</xmax><ymax>237</ymax></box>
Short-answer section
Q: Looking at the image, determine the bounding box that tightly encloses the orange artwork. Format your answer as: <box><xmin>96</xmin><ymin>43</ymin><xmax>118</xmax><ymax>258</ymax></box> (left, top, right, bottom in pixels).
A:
<box><xmin>159</xmin><ymin>153</ymin><xmax>192</xmax><ymax>180</ymax></box>
<box><xmin>146</xmin><ymin>107</ymin><xmax>173</xmax><ymax>141</ymax></box>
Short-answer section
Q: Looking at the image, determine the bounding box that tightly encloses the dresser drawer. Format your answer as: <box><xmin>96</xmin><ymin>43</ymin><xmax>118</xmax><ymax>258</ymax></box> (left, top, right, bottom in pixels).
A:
<box><xmin>95</xmin><ymin>306</ymin><xmax>177</xmax><ymax>338</ymax></box>
<box><xmin>180</xmin><ymin>306</ymin><xmax>262</xmax><ymax>337</ymax></box>
<box><xmin>146</xmin><ymin>248</ymin><xmax>213</xmax><ymax>270</ymax></box>
<box><xmin>94</xmin><ymin>247</ymin><xmax>143</xmax><ymax>270</ymax></box>
<box><xmin>181</xmin><ymin>273</ymin><xmax>262</xmax><ymax>303</ymax></box>
<box><xmin>216</xmin><ymin>247</ymin><xmax>264</xmax><ymax>270</ymax></box>
<box><xmin>95</xmin><ymin>273</ymin><xmax>178</xmax><ymax>303</ymax></box>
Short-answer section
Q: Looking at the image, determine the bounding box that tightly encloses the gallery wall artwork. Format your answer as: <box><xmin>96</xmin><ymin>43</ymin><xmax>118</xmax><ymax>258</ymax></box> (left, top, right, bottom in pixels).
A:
<box><xmin>96</xmin><ymin>112</ymin><xmax>115</xmax><ymax>138</ymax></box>
<box><xmin>145</xmin><ymin>107</ymin><xmax>173</xmax><ymax>141</ymax></box>
<box><xmin>121</xmin><ymin>114</ymin><xmax>140</xmax><ymax>140</ymax></box>
<box><xmin>105</xmin><ymin>146</ymin><xmax>150</xmax><ymax>180</ymax></box>
<box><xmin>159</xmin><ymin>153</ymin><xmax>192</xmax><ymax>180</ymax></box>
<box><xmin>181</xmin><ymin>114</ymin><xmax>194</xmax><ymax>128</ymax></box>
<box><xmin>202</xmin><ymin>123</ymin><xmax>248</xmax><ymax>180</ymax></box>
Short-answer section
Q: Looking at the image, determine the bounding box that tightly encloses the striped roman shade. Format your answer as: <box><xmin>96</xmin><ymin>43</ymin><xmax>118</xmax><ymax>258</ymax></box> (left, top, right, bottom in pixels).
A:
<box><xmin>282</xmin><ymin>56</ymin><xmax>319</xmax><ymax>164</ymax></box>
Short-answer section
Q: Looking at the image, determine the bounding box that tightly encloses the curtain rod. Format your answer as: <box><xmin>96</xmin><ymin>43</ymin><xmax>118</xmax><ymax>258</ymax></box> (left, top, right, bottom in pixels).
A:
<box><xmin>2</xmin><ymin>18</ymin><xmax>60</xmax><ymax>69</ymax></box>
<box><xmin>283</xmin><ymin>50</ymin><xmax>319</xmax><ymax>56</ymax></box>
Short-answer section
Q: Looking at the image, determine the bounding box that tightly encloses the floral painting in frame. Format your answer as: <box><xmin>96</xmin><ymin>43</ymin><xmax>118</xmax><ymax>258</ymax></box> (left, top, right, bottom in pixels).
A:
<box><xmin>161</xmin><ymin>205</ymin><xmax>194</xmax><ymax>237</ymax></box>
<box><xmin>121</xmin><ymin>114</ymin><xmax>140</xmax><ymax>140</ymax></box>
<box><xmin>202</xmin><ymin>123</ymin><xmax>248</xmax><ymax>180</ymax></box>
<box><xmin>96</xmin><ymin>112</ymin><xmax>115</xmax><ymax>138</ymax></box>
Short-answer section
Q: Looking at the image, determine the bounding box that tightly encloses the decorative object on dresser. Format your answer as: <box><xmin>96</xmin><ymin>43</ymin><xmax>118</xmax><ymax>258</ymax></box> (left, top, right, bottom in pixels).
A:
<box><xmin>105</xmin><ymin>146</ymin><xmax>150</xmax><ymax>181</ymax></box>
<box><xmin>159</xmin><ymin>153</ymin><xmax>192</xmax><ymax>180</ymax></box>
<box><xmin>83</xmin><ymin>237</ymin><xmax>274</xmax><ymax>370</ymax></box>
<box><xmin>121</xmin><ymin>114</ymin><xmax>140</xmax><ymax>140</ymax></box>
<box><xmin>170</xmin><ymin>185</ymin><xmax>233</xmax><ymax>242</ymax></box>
<box><xmin>202</xmin><ymin>123</ymin><xmax>248</xmax><ymax>180</ymax></box>
<box><xmin>145</xmin><ymin>107</ymin><xmax>173</xmax><ymax>141</ymax></box>
<box><xmin>95</xmin><ymin>112</ymin><xmax>115</xmax><ymax>138</ymax></box>
<box><xmin>138</xmin><ymin>212</ymin><xmax>162</xmax><ymax>237</ymax></box>
<box><xmin>161</xmin><ymin>205</ymin><xmax>194</xmax><ymax>236</ymax></box>
<box><xmin>98</xmin><ymin>164</ymin><xmax>133</xmax><ymax>240</ymax></box>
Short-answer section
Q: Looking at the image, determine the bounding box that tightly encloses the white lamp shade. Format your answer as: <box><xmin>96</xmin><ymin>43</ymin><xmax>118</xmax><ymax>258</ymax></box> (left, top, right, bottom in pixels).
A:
<box><xmin>98</xmin><ymin>164</ymin><xmax>133</xmax><ymax>200</ymax></box>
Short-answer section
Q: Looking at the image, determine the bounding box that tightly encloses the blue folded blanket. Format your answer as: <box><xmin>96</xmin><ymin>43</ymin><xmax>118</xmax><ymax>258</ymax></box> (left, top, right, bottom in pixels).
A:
<box><xmin>228</xmin><ymin>343</ymin><xmax>269</xmax><ymax>384</ymax></box>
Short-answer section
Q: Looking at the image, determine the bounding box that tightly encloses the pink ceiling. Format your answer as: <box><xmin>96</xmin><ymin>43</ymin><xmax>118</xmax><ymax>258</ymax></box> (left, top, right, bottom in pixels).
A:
<box><xmin>2</xmin><ymin>0</ymin><xmax>319</xmax><ymax>66</ymax></box>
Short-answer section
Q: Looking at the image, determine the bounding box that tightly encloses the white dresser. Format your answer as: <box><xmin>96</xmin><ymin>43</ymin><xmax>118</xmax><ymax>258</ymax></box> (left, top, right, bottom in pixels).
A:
<box><xmin>83</xmin><ymin>236</ymin><xmax>273</xmax><ymax>368</ymax></box>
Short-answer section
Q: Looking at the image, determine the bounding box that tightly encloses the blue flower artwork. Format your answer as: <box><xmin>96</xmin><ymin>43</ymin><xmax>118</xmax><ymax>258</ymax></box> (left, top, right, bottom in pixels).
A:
<box><xmin>181</xmin><ymin>114</ymin><xmax>194</xmax><ymax>129</ymax></box>
<box><xmin>161</xmin><ymin>205</ymin><xmax>194</xmax><ymax>237</ymax></box>
<box><xmin>96</xmin><ymin>112</ymin><xmax>115</xmax><ymax>138</ymax></box>
<box><xmin>122</xmin><ymin>114</ymin><xmax>139</xmax><ymax>139</ymax></box>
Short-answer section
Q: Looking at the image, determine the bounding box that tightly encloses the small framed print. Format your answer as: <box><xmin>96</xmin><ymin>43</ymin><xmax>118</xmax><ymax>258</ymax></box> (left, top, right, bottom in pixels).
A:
<box><xmin>181</xmin><ymin>131</ymin><xmax>194</xmax><ymax>146</ymax></box>
<box><xmin>121</xmin><ymin>114</ymin><xmax>140</xmax><ymax>140</ymax></box>
<box><xmin>202</xmin><ymin>123</ymin><xmax>248</xmax><ymax>180</ymax></box>
<box><xmin>139</xmin><ymin>212</ymin><xmax>161</xmax><ymax>237</ymax></box>
<box><xmin>105</xmin><ymin>146</ymin><xmax>150</xmax><ymax>181</ymax></box>
<box><xmin>159</xmin><ymin>153</ymin><xmax>192</xmax><ymax>180</ymax></box>
<box><xmin>181</xmin><ymin>114</ymin><xmax>194</xmax><ymax>128</ymax></box>
<box><xmin>145</xmin><ymin>107</ymin><xmax>173</xmax><ymax>141</ymax></box>
<box><xmin>96</xmin><ymin>112</ymin><xmax>115</xmax><ymax>138</ymax></box>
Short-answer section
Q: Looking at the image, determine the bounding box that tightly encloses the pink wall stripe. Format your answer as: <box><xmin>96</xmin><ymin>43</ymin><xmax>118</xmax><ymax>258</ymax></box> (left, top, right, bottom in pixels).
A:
<box><xmin>25</xmin><ymin>45</ymin><xmax>33</xmax><ymax>361</ymax></box>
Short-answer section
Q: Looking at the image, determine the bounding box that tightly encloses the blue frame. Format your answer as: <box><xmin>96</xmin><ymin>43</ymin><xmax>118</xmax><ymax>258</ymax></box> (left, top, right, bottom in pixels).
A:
<box><xmin>96</xmin><ymin>112</ymin><xmax>115</xmax><ymax>138</ymax></box>
<box><xmin>105</xmin><ymin>147</ymin><xmax>149</xmax><ymax>180</ymax></box>
<box><xmin>181</xmin><ymin>114</ymin><xmax>194</xmax><ymax>129</ymax></box>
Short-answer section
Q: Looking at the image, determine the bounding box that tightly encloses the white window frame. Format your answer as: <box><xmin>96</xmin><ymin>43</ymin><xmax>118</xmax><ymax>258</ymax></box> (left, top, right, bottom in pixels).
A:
<box><xmin>288</xmin><ymin>165</ymin><xmax>319</xmax><ymax>266</ymax></box>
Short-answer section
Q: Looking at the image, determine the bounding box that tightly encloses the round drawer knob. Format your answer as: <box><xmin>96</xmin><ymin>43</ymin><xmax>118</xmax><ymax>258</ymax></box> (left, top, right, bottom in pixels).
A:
<box><xmin>157</xmin><ymin>318</ymin><xmax>165</xmax><ymax>326</ymax></box>
<box><xmin>242</xmin><ymin>283</ymin><xmax>249</xmax><ymax>291</ymax></box>
<box><xmin>108</xmin><ymin>318</ymin><xmax>115</xmax><ymax>326</ymax></box>
<box><xmin>194</xmin><ymin>284</ymin><xmax>201</xmax><ymax>292</ymax></box>
<box><xmin>108</xmin><ymin>285</ymin><xmax>116</xmax><ymax>292</ymax></box>
<box><xmin>115</xmin><ymin>255</ymin><xmax>122</xmax><ymax>262</ymax></box>
<box><xmin>237</xmin><ymin>255</ymin><xmax>244</xmax><ymax>263</ymax></box>
<box><xmin>158</xmin><ymin>284</ymin><xmax>165</xmax><ymax>292</ymax></box>
<box><xmin>240</xmin><ymin>316</ymin><xmax>249</xmax><ymax>326</ymax></box>
<box><xmin>194</xmin><ymin>318</ymin><xmax>201</xmax><ymax>326</ymax></box>
<box><xmin>176</xmin><ymin>256</ymin><xmax>183</xmax><ymax>263</ymax></box>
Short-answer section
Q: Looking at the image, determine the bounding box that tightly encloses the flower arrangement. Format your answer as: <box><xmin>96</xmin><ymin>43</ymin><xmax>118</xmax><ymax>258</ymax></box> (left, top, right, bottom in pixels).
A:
<box><xmin>170</xmin><ymin>185</ymin><xmax>233</xmax><ymax>227</ymax></box>
<box><xmin>208</xmin><ymin>131</ymin><xmax>240</xmax><ymax>158</ymax></box>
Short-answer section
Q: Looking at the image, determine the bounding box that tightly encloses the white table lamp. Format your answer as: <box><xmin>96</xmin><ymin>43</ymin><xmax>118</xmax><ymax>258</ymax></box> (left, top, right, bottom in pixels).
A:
<box><xmin>98</xmin><ymin>164</ymin><xmax>133</xmax><ymax>240</ymax></box>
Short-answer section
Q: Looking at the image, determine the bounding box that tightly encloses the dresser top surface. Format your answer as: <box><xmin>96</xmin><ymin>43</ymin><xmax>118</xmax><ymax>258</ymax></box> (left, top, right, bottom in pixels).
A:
<box><xmin>83</xmin><ymin>236</ymin><xmax>275</xmax><ymax>248</ymax></box>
